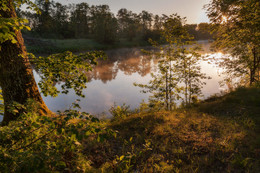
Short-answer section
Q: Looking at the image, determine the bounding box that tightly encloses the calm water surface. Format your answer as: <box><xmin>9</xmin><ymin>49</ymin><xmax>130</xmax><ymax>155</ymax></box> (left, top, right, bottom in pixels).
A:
<box><xmin>0</xmin><ymin>41</ymin><xmax>226</xmax><ymax>121</ymax></box>
<box><xmin>34</xmin><ymin>41</ymin><xmax>226</xmax><ymax>117</ymax></box>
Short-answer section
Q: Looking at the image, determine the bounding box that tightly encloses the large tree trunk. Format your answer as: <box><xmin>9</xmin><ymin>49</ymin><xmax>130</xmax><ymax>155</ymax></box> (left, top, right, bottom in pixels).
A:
<box><xmin>0</xmin><ymin>0</ymin><xmax>51</xmax><ymax>125</ymax></box>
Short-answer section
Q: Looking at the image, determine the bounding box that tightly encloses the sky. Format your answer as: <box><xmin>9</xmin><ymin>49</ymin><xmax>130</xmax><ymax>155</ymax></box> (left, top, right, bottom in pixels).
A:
<box><xmin>56</xmin><ymin>0</ymin><xmax>211</xmax><ymax>24</ymax></box>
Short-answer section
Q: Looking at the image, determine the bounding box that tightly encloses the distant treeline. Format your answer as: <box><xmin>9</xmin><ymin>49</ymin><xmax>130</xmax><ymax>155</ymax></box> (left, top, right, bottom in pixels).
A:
<box><xmin>18</xmin><ymin>0</ymin><xmax>212</xmax><ymax>44</ymax></box>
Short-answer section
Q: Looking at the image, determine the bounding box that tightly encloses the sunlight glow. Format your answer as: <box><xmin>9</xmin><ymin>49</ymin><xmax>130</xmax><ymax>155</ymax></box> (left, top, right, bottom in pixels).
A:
<box><xmin>206</xmin><ymin>52</ymin><xmax>223</xmax><ymax>60</ymax></box>
<box><xmin>222</xmin><ymin>16</ymin><xmax>228</xmax><ymax>23</ymax></box>
<box><xmin>215</xmin><ymin>52</ymin><xmax>223</xmax><ymax>58</ymax></box>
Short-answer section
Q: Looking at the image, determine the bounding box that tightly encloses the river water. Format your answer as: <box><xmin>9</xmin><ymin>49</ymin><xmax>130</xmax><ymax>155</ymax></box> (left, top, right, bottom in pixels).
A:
<box><xmin>35</xmin><ymin>41</ymin><xmax>226</xmax><ymax>117</ymax></box>
<box><xmin>0</xmin><ymin>41</ymin><xmax>226</xmax><ymax>121</ymax></box>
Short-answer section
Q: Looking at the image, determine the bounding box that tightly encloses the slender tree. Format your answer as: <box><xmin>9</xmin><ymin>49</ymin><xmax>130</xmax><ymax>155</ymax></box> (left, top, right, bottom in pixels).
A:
<box><xmin>134</xmin><ymin>15</ymin><xmax>181</xmax><ymax>110</ymax></box>
<box><xmin>135</xmin><ymin>15</ymin><xmax>209</xmax><ymax>109</ymax></box>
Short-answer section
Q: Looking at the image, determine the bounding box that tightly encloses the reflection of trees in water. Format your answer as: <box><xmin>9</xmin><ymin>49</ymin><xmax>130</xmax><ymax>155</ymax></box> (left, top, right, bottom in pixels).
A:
<box><xmin>86</xmin><ymin>43</ymin><xmax>211</xmax><ymax>83</ymax></box>
<box><xmin>87</xmin><ymin>48</ymin><xmax>156</xmax><ymax>83</ymax></box>
<box><xmin>34</xmin><ymin>44</ymin><xmax>210</xmax><ymax>84</ymax></box>
<box><xmin>88</xmin><ymin>60</ymin><xmax>118</xmax><ymax>83</ymax></box>
<box><xmin>118</xmin><ymin>55</ymin><xmax>151</xmax><ymax>77</ymax></box>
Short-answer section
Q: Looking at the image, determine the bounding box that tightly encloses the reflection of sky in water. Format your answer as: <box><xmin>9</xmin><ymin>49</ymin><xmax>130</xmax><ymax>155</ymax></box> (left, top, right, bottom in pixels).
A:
<box><xmin>34</xmin><ymin>42</ymin><xmax>226</xmax><ymax>117</ymax></box>
<box><xmin>0</xmin><ymin>41</ymin><xmax>227</xmax><ymax>121</ymax></box>
<box><xmin>35</xmin><ymin>70</ymin><xmax>153</xmax><ymax>118</ymax></box>
<box><xmin>200</xmin><ymin>60</ymin><xmax>223</xmax><ymax>97</ymax></box>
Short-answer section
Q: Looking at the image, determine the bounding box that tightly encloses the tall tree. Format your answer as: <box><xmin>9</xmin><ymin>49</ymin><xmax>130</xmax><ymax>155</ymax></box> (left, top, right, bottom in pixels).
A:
<box><xmin>90</xmin><ymin>5</ymin><xmax>118</xmax><ymax>44</ymax></box>
<box><xmin>153</xmin><ymin>15</ymin><xmax>163</xmax><ymax>31</ymax></box>
<box><xmin>0</xmin><ymin>0</ymin><xmax>106</xmax><ymax>125</ymax></box>
<box><xmin>69</xmin><ymin>2</ymin><xmax>90</xmax><ymax>38</ymax></box>
<box><xmin>206</xmin><ymin>0</ymin><xmax>260</xmax><ymax>85</ymax></box>
<box><xmin>52</xmin><ymin>2</ymin><xmax>70</xmax><ymax>38</ymax></box>
<box><xmin>0</xmin><ymin>0</ymin><xmax>51</xmax><ymax>125</ymax></box>
<box><xmin>139</xmin><ymin>10</ymin><xmax>153</xmax><ymax>41</ymax></box>
<box><xmin>34</xmin><ymin>0</ymin><xmax>55</xmax><ymax>37</ymax></box>
<box><xmin>117</xmin><ymin>8</ymin><xmax>130</xmax><ymax>37</ymax></box>
<box><xmin>117</xmin><ymin>8</ymin><xmax>140</xmax><ymax>41</ymax></box>
<box><xmin>139</xmin><ymin>10</ymin><xmax>153</xmax><ymax>32</ymax></box>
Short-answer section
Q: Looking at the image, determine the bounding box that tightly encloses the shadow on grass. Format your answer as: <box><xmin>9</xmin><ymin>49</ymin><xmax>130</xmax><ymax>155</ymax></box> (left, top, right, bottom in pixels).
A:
<box><xmin>82</xmin><ymin>88</ymin><xmax>260</xmax><ymax>172</ymax></box>
<box><xmin>198</xmin><ymin>87</ymin><xmax>260</xmax><ymax>117</ymax></box>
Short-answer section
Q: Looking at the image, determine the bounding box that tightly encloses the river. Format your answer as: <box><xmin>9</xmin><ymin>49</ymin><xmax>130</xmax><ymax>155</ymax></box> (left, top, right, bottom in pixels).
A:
<box><xmin>0</xmin><ymin>40</ymin><xmax>226</xmax><ymax>121</ymax></box>
<box><xmin>35</xmin><ymin>40</ymin><xmax>226</xmax><ymax>118</ymax></box>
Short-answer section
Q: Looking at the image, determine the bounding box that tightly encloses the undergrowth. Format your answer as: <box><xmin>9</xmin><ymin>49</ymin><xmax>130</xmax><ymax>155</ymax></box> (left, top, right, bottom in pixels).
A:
<box><xmin>0</xmin><ymin>100</ymin><xmax>115</xmax><ymax>172</ymax></box>
<box><xmin>0</xmin><ymin>87</ymin><xmax>259</xmax><ymax>172</ymax></box>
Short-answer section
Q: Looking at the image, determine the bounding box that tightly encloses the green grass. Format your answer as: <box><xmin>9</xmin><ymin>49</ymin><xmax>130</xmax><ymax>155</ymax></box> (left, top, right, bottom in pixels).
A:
<box><xmin>26</xmin><ymin>38</ymin><xmax>104</xmax><ymax>55</ymax></box>
<box><xmin>82</xmin><ymin>87</ymin><xmax>260</xmax><ymax>172</ymax></box>
<box><xmin>46</xmin><ymin>39</ymin><xmax>104</xmax><ymax>52</ymax></box>
<box><xmin>1</xmin><ymin>87</ymin><xmax>259</xmax><ymax>172</ymax></box>
<box><xmin>25</xmin><ymin>38</ymin><xmax>151</xmax><ymax>55</ymax></box>
<box><xmin>199</xmin><ymin>87</ymin><xmax>260</xmax><ymax>127</ymax></box>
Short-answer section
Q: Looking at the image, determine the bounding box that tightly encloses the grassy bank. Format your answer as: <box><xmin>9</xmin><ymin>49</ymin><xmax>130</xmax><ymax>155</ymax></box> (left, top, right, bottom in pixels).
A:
<box><xmin>25</xmin><ymin>37</ymin><xmax>150</xmax><ymax>55</ymax></box>
<box><xmin>83</xmin><ymin>87</ymin><xmax>260</xmax><ymax>172</ymax></box>
<box><xmin>1</xmin><ymin>87</ymin><xmax>259</xmax><ymax>172</ymax></box>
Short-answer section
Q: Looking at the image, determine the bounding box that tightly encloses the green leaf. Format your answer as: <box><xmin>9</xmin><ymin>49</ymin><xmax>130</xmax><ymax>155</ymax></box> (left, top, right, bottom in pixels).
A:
<box><xmin>119</xmin><ymin>155</ymin><xmax>125</xmax><ymax>161</ymax></box>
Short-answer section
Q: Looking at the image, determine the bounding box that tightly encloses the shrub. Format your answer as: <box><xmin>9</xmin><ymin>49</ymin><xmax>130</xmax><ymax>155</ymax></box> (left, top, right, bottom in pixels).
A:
<box><xmin>0</xmin><ymin>100</ymin><xmax>114</xmax><ymax>172</ymax></box>
<box><xmin>109</xmin><ymin>103</ymin><xmax>131</xmax><ymax>120</ymax></box>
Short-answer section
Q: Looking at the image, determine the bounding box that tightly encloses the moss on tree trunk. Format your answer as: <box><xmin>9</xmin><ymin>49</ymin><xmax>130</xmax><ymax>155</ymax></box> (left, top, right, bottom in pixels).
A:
<box><xmin>0</xmin><ymin>0</ymin><xmax>51</xmax><ymax>125</ymax></box>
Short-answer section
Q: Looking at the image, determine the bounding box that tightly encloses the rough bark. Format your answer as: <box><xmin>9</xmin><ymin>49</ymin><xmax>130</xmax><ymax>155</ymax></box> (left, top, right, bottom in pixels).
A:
<box><xmin>0</xmin><ymin>0</ymin><xmax>51</xmax><ymax>125</ymax></box>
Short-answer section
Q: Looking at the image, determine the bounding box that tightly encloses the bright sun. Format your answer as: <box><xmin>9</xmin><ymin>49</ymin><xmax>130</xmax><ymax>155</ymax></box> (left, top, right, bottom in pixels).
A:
<box><xmin>222</xmin><ymin>16</ymin><xmax>228</xmax><ymax>23</ymax></box>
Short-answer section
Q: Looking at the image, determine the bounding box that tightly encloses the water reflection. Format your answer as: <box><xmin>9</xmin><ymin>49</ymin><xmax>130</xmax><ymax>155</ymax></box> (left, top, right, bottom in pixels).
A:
<box><xmin>33</xmin><ymin>41</ymin><xmax>225</xmax><ymax>117</ymax></box>
<box><xmin>87</xmin><ymin>48</ymin><xmax>155</xmax><ymax>83</ymax></box>
<box><xmin>0</xmin><ymin>41</ymin><xmax>225</xmax><ymax>121</ymax></box>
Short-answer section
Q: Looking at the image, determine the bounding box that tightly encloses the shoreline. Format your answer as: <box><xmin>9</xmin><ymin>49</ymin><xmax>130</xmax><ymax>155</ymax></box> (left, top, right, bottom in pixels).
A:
<box><xmin>24</xmin><ymin>36</ymin><xmax>212</xmax><ymax>56</ymax></box>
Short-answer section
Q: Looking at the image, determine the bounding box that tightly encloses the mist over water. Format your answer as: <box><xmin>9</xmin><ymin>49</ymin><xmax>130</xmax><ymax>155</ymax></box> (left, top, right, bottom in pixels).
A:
<box><xmin>32</xmin><ymin>41</ymin><xmax>226</xmax><ymax>118</ymax></box>
<box><xmin>0</xmin><ymin>41</ymin><xmax>226</xmax><ymax>121</ymax></box>
<box><xmin>0</xmin><ymin>41</ymin><xmax>225</xmax><ymax>121</ymax></box>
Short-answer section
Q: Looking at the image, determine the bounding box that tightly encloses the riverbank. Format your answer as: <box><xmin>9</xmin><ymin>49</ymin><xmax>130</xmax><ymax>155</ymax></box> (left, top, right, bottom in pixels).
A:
<box><xmin>87</xmin><ymin>87</ymin><xmax>260</xmax><ymax>172</ymax></box>
<box><xmin>24</xmin><ymin>36</ymin><xmax>212</xmax><ymax>55</ymax></box>
<box><xmin>24</xmin><ymin>36</ymin><xmax>151</xmax><ymax>55</ymax></box>
<box><xmin>1</xmin><ymin>87</ymin><xmax>259</xmax><ymax>172</ymax></box>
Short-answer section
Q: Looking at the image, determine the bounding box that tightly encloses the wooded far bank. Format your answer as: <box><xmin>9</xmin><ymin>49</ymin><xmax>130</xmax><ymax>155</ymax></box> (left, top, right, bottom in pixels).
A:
<box><xmin>19</xmin><ymin>0</ymin><xmax>212</xmax><ymax>46</ymax></box>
